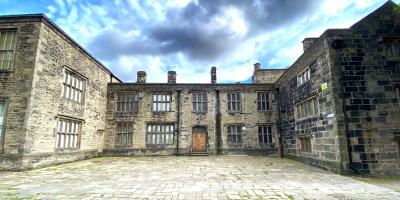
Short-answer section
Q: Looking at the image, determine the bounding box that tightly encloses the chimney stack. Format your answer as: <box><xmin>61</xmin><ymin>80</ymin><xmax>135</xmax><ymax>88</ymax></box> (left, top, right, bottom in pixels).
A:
<box><xmin>167</xmin><ymin>71</ymin><xmax>176</xmax><ymax>84</ymax></box>
<box><xmin>254</xmin><ymin>63</ymin><xmax>261</xmax><ymax>71</ymax></box>
<box><xmin>137</xmin><ymin>71</ymin><xmax>147</xmax><ymax>83</ymax></box>
<box><xmin>302</xmin><ymin>37</ymin><xmax>318</xmax><ymax>52</ymax></box>
<box><xmin>211</xmin><ymin>66</ymin><xmax>217</xmax><ymax>84</ymax></box>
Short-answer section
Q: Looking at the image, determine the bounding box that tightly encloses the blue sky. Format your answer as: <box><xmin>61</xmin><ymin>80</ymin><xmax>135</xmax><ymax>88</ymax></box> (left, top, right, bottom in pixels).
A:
<box><xmin>0</xmin><ymin>0</ymin><xmax>398</xmax><ymax>83</ymax></box>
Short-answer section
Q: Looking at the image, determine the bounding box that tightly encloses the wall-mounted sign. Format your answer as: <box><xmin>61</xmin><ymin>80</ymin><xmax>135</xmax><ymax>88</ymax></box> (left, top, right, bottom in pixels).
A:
<box><xmin>321</xmin><ymin>82</ymin><xmax>328</xmax><ymax>91</ymax></box>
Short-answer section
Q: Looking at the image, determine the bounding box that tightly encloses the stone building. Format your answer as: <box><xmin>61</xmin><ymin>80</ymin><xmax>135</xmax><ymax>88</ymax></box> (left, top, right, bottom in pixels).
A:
<box><xmin>0</xmin><ymin>1</ymin><xmax>399</xmax><ymax>175</ymax></box>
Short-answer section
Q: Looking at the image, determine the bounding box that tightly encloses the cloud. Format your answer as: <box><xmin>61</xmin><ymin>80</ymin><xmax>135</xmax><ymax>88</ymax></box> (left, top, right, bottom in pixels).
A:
<box><xmin>18</xmin><ymin>0</ymin><xmax>392</xmax><ymax>83</ymax></box>
<box><xmin>89</xmin><ymin>0</ymin><xmax>321</xmax><ymax>62</ymax></box>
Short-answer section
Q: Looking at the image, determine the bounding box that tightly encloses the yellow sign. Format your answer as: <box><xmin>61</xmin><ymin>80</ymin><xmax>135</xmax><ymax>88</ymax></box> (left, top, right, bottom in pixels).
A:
<box><xmin>321</xmin><ymin>83</ymin><xmax>328</xmax><ymax>91</ymax></box>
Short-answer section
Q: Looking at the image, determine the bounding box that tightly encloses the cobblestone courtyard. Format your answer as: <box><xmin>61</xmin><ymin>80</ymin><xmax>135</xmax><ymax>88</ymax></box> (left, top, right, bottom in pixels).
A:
<box><xmin>0</xmin><ymin>156</ymin><xmax>399</xmax><ymax>200</ymax></box>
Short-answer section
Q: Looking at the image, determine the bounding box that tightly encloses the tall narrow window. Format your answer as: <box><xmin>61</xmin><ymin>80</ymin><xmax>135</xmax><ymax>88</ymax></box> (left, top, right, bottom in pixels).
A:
<box><xmin>227</xmin><ymin>125</ymin><xmax>242</xmax><ymax>145</ymax></box>
<box><xmin>397</xmin><ymin>139</ymin><xmax>400</xmax><ymax>161</ymax></box>
<box><xmin>146</xmin><ymin>124</ymin><xmax>174</xmax><ymax>145</ymax></box>
<box><xmin>62</xmin><ymin>70</ymin><xmax>85</xmax><ymax>103</ymax></box>
<box><xmin>257</xmin><ymin>92</ymin><xmax>270</xmax><ymax>111</ymax></box>
<box><xmin>56</xmin><ymin>118</ymin><xmax>81</xmax><ymax>149</ymax></box>
<box><xmin>259</xmin><ymin>126</ymin><xmax>272</xmax><ymax>144</ymax></box>
<box><xmin>116</xmin><ymin>93</ymin><xmax>139</xmax><ymax>112</ymax></box>
<box><xmin>152</xmin><ymin>94</ymin><xmax>171</xmax><ymax>112</ymax></box>
<box><xmin>299</xmin><ymin>137</ymin><xmax>312</xmax><ymax>153</ymax></box>
<box><xmin>116</xmin><ymin>122</ymin><xmax>133</xmax><ymax>148</ymax></box>
<box><xmin>227</xmin><ymin>93</ymin><xmax>241</xmax><ymax>112</ymax></box>
<box><xmin>0</xmin><ymin>101</ymin><xmax>6</xmax><ymax>153</ymax></box>
<box><xmin>0</xmin><ymin>30</ymin><xmax>17</xmax><ymax>71</ymax></box>
<box><xmin>192</xmin><ymin>93</ymin><xmax>207</xmax><ymax>112</ymax></box>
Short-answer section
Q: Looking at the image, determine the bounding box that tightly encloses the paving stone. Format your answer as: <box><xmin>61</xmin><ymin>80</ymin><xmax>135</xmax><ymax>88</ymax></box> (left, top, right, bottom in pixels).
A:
<box><xmin>0</xmin><ymin>156</ymin><xmax>399</xmax><ymax>199</ymax></box>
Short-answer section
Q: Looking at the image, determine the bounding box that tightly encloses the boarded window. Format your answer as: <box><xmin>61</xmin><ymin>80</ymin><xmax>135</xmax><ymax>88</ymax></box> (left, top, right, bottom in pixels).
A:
<box><xmin>227</xmin><ymin>93</ymin><xmax>241</xmax><ymax>112</ymax></box>
<box><xmin>227</xmin><ymin>125</ymin><xmax>242</xmax><ymax>145</ymax></box>
<box><xmin>192</xmin><ymin>93</ymin><xmax>207</xmax><ymax>112</ymax></box>
<box><xmin>62</xmin><ymin>70</ymin><xmax>85</xmax><ymax>103</ymax></box>
<box><xmin>296</xmin><ymin>97</ymin><xmax>318</xmax><ymax>120</ymax></box>
<box><xmin>257</xmin><ymin>92</ymin><xmax>270</xmax><ymax>111</ymax></box>
<box><xmin>0</xmin><ymin>101</ymin><xmax>6</xmax><ymax>153</ymax></box>
<box><xmin>56</xmin><ymin>118</ymin><xmax>81</xmax><ymax>149</ymax></box>
<box><xmin>0</xmin><ymin>30</ymin><xmax>17</xmax><ymax>71</ymax></box>
<box><xmin>259</xmin><ymin>126</ymin><xmax>272</xmax><ymax>144</ymax></box>
<box><xmin>152</xmin><ymin>94</ymin><xmax>171</xmax><ymax>112</ymax></box>
<box><xmin>299</xmin><ymin>137</ymin><xmax>312</xmax><ymax>153</ymax></box>
<box><xmin>116</xmin><ymin>93</ymin><xmax>139</xmax><ymax>112</ymax></box>
<box><xmin>146</xmin><ymin>124</ymin><xmax>174</xmax><ymax>145</ymax></box>
<box><xmin>116</xmin><ymin>122</ymin><xmax>133</xmax><ymax>147</ymax></box>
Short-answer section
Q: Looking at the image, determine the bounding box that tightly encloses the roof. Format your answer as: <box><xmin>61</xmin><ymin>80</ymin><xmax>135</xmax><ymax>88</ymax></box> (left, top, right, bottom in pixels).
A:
<box><xmin>0</xmin><ymin>14</ymin><xmax>122</xmax><ymax>83</ymax></box>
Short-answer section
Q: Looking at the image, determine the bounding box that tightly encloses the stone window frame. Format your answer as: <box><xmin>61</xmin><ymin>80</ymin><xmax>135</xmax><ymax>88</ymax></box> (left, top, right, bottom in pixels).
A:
<box><xmin>152</xmin><ymin>93</ymin><xmax>172</xmax><ymax>112</ymax></box>
<box><xmin>294</xmin><ymin>95</ymin><xmax>319</xmax><ymax>120</ymax></box>
<box><xmin>116</xmin><ymin>92</ymin><xmax>139</xmax><ymax>113</ymax></box>
<box><xmin>146</xmin><ymin>123</ymin><xmax>175</xmax><ymax>146</ymax></box>
<box><xmin>192</xmin><ymin>92</ymin><xmax>207</xmax><ymax>113</ymax></box>
<box><xmin>227</xmin><ymin>92</ymin><xmax>241</xmax><ymax>113</ymax></box>
<box><xmin>256</xmin><ymin>92</ymin><xmax>271</xmax><ymax>111</ymax></box>
<box><xmin>0</xmin><ymin>97</ymin><xmax>9</xmax><ymax>154</ymax></box>
<box><xmin>62</xmin><ymin>68</ymin><xmax>86</xmax><ymax>104</ymax></box>
<box><xmin>381</xmin><ymin>36</ymin><xmax>400</xmax><ymax>60</ymax></box>
<box><xmin>227</xmin><ymin>124</ymin><xmax>243</xmax><ymax>145</ymax></box>
<box><xmin>55</xmin><ymin>116</ymin><xmax>83</xmax><ymax>150</ymax></box>
<box><xmin>298</xmin><ymin>135</ymin><xmax>312</xmax><ymax>153</ymax></box>
<box><xmin>258</xmin><ymin>125</ymin><xmax>273</xmax><ymax>145</ymax></box>
<box><xmin>115</xmin><ymin>122</ymin><xmax>133</xmax><ymax>148</ymax></box>
<box><xmin>0</xmin><ymin>29</ymin><xmax>18</xmax><ymax>72</ymax></box>
<box><xmin>297</xmin><ymin>67</ymin><xmax>311</xmax><ymax>86</ymax></box>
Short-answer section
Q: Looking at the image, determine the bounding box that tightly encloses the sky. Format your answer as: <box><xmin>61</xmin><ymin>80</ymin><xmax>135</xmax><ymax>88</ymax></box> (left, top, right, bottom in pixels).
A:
<box><xmin>0</xmin><ymin>0</ymin><xmax>399</xmax><ymax>83</ymax></box>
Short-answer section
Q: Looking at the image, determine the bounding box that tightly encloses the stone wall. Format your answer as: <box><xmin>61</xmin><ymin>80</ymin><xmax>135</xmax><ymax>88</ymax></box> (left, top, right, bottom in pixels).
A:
<box><xmin>328</xmin><ymin>1</ymin><xmax>400</xmax><ymax>175</ymax></box>
<box><xmin>105</xmin><ymin>83</ymin><xmax>277</xmax><ymax>156</ymax></box>
<box><xmin>16</xmin><ymin>17</ymin><xmax>116</xmax><ymax>170</ymax></box>
<box><xmin>253</xmin><ymin>69</ymin><xmax>286</xmax><ymax>84</ymax></box>
<box><xmin>275</xmin><ymin>35</ymin><xmax>344</xmax><ymax>173</ymax></box>
<box><xmin>0</xmin><ymin>18</ymin><xmax>41</xmax><ymax>170</ymax></box>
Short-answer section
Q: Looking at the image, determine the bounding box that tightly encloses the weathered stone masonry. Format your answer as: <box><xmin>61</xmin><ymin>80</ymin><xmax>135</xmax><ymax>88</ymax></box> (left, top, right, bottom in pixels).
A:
<box><xmin>0</xmin><ymin>1</ymin><xmax>399</xmax><ymax>175</ymax></box>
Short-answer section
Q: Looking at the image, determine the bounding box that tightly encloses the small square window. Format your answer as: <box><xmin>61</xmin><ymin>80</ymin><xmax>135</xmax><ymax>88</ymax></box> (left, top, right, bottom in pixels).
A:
<box><xmin>116</xmin><ymin>93</ymin><xmax>139</xmax><ymax>112</ymax></box>
<box><xmin>153</xmin><ymin>94</ymin><xmax>171</xmax><ymax>112</ymax></box>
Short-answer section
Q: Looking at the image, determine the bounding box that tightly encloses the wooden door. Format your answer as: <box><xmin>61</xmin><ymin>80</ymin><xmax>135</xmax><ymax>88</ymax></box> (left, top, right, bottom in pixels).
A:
<box><xmin>192</xmin><ymin>128</ymin><xmax>207</xmax><ymax>152</ymax></box>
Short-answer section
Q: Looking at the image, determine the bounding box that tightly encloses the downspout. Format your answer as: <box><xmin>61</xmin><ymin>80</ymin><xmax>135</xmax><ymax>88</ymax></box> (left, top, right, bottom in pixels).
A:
<box><xmin>176</xmin><ymin>89</ymin><xmax>181</xmax><ymax>156</ymax></box>
<box><xmin>215</xmin><ymin>89</ymin><xmax>222</xmax><ymax>155</ymax></box>
<box><xmin>332</xmin><ymin>37</ymin><xmax>356</xmax><ymax>173</ymax></box>
<box><xmin>275</xmin><ymin>88</ymin><xmax>283</xmax><ymax>158</ymax></box>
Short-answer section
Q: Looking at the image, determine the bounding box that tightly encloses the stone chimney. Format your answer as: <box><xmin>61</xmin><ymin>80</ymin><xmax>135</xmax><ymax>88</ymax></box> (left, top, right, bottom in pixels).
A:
<box><xmin>302</xmin><ymin>38</ymin><xmax>318</xmax><ymax>52</ymax></box>
<box><xmin>211</xmin><ymin>66</ymin><xmax>217</xmax><ymax>84</ymax></box>
<box><xmin>167</xmin><ymin>71</ymin><xmax>176</xmax><ymax>84</ymax></box>
<box><xmin>254</xmin><ymin>63</ymin><xmax>261</xmax><ymax>71</ymax></box>
<box><xmin>137</xmin><ymin>71</ymin><xmax>146</xmax><ymax>83</ymax></box>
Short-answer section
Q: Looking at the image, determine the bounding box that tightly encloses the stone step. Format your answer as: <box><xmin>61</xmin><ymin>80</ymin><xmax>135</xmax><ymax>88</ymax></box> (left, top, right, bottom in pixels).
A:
<box><xmin>190</xmin><ymin>152</ymin><xmax>209</xmax><ymax>156</ymax></box>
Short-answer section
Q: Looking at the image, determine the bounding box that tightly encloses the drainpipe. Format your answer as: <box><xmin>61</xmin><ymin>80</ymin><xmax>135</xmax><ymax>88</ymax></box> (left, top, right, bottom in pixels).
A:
<box><xmin>215</xmin><ymin>89</ymin><xmax>222</xmax><ymax>155</ymax></box>
<box><xmin>332</xmin><ymin>37</ymin><xmax>356</xmax><ymax>173</ymax></box>
<box><xmin>176</xmin><ymin>89</ymin><xmax>181</xmax><ymax>156</ymax></box>
<box><xmin>275</xmin><ymin>88</ymin><xmax>284</xmax><ymax>158</ymax></box>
